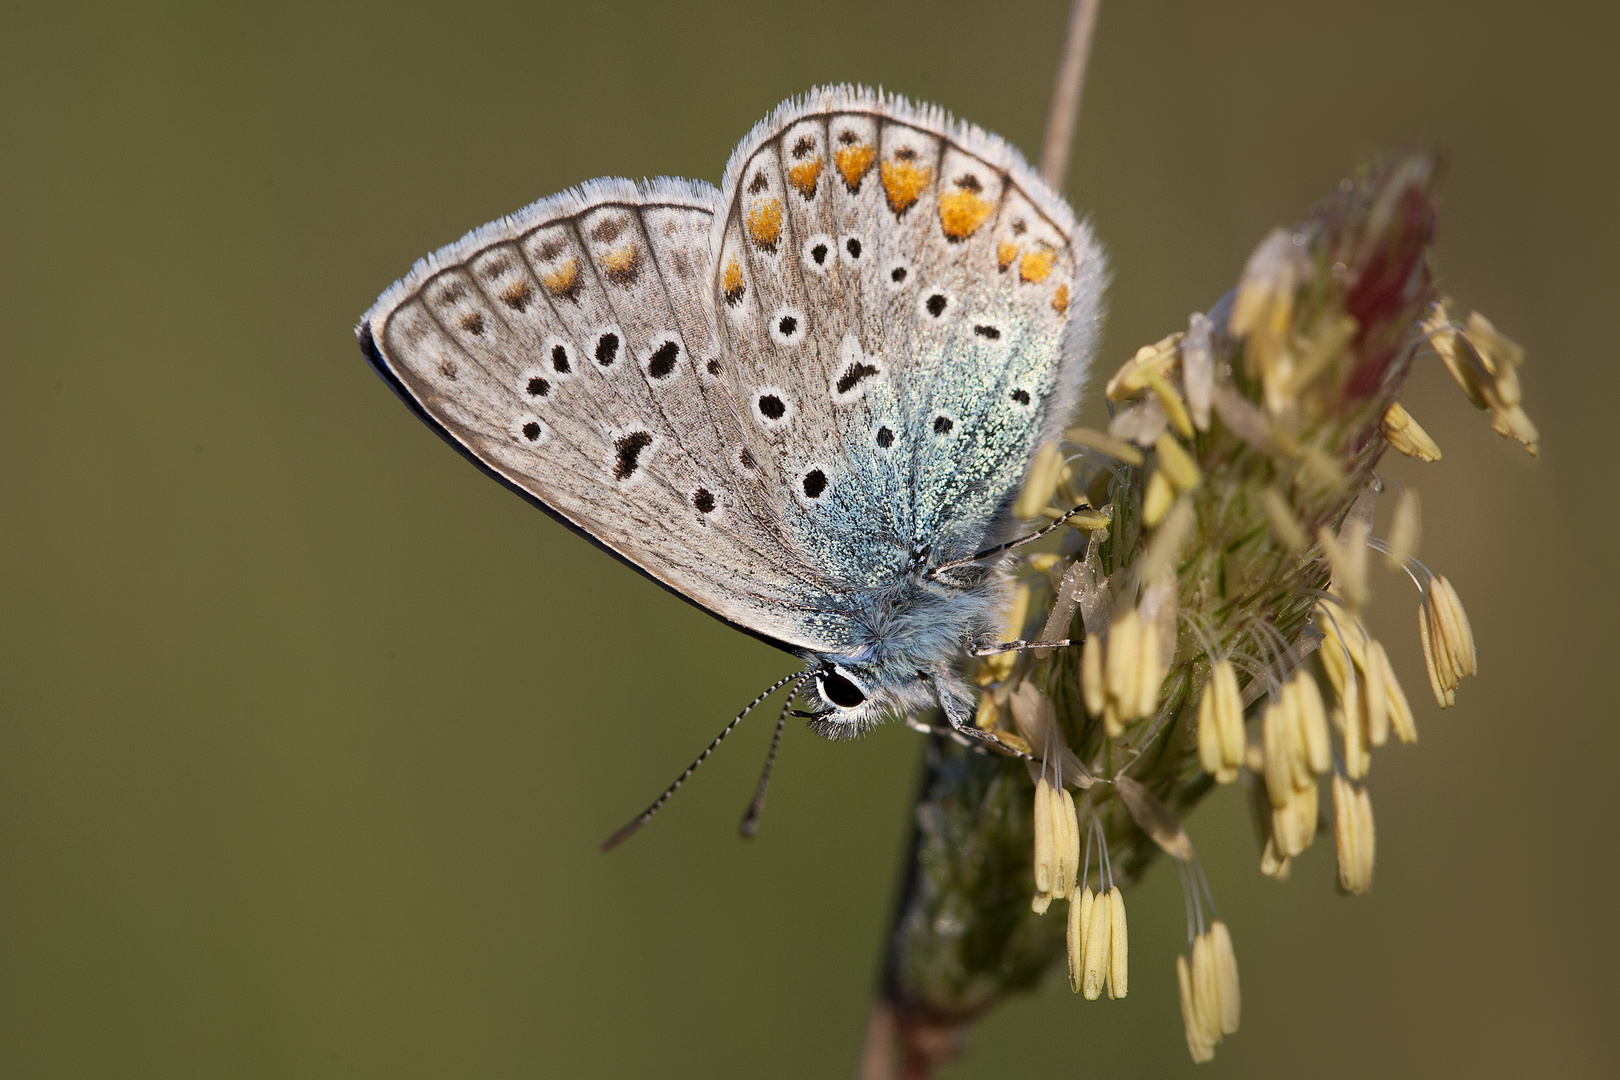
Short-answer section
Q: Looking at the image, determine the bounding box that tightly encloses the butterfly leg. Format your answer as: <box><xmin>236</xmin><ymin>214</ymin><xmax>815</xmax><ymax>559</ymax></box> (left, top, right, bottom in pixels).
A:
<box><xmin>932</xmin><ymin>682</ymin><xmax>1038</xmax><ymax>763</ymax></box>
<box><xmin>928</xmin><ymin>503</ymin><xmax>1100</xmax><ymax>580</ymax></box>
<box><xmin>972</xmin><ymin>637</ymin><xmax>1080</xmax><ymax>656</ymax></box>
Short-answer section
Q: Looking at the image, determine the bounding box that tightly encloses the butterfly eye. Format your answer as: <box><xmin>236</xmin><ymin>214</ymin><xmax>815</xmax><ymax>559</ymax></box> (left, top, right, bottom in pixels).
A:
<box><xmin>820</xmin><ymin>670</ymin><xmax>866</xmax><ymax>709</ymax></box>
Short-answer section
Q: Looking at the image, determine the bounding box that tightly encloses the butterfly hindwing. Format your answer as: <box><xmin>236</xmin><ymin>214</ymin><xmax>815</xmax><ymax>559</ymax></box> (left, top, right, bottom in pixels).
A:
<box><xmin>710</xmin><ymin>87</ymin><xmax>1105</xmax><ymax>583</ymax></box>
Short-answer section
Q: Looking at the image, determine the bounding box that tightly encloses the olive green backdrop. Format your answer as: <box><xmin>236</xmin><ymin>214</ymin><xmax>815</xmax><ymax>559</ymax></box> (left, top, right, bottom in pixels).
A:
<box><xmin>2</xmin><ymin>1</ymin><xmax>1614</xmax><ymax>1076</ymax></box>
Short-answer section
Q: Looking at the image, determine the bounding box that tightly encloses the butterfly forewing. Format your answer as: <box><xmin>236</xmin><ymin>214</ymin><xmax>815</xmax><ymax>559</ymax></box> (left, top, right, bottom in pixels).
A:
<box><xmin>361</xmin><ymin>179</ymin><xmax>844</xmax><ymax>652</ymax></box>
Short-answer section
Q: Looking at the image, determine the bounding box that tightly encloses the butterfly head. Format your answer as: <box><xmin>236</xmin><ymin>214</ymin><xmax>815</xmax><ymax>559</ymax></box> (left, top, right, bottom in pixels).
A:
<box><xmin>801</xmin><ymin>660</ymin><xmax>920</xmax><ymax>741</ymax></box>
<box><xmin>799</xmin><ymin>568</ymin><xmax>1007</xmax><ymax>741</ymax></box>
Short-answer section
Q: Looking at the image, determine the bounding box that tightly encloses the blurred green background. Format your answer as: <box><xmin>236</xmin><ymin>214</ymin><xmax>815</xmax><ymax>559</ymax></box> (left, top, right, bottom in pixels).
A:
<box><xmin>2</xmin><ymin>1</ymin><xmax>1615</xmax><ymax>1076</ymax></box>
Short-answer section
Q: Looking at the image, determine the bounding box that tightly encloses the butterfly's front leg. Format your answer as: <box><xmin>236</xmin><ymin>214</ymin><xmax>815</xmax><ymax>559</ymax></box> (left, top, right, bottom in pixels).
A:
<box><xmin>931</xmin><ymin>676</ymin><xmax>1038</xmax><ymax>763</ymax></box>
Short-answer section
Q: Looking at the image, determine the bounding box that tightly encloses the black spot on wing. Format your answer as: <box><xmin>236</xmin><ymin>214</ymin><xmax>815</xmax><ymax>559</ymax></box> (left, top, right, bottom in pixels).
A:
<box><xmin>647</xmin><ymin>340</ymin><xmax>679</xmax><ymax>379</ymax></box>
<box><xmin>836</xmin><ymin>362</ymin><xmax>880</xmax><ymax>395</ymax></box>
<box><xmin>613</xmin><ymin>431</ymin><xmax>652</xmax><ymax>481</ymax></box>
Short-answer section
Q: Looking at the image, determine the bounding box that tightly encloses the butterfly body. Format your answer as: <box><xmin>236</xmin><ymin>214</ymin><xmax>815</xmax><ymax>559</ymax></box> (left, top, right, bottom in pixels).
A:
<box><xmin>358</xmin><ymin>86</ymin><xmax>1104</xmax><ymax>740</ymax></box>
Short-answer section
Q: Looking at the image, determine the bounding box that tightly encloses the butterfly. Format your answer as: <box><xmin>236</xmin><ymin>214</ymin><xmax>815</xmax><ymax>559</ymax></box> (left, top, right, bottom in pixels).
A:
<box><xmin>356</xmin><ymin>86</ymin><xmax>1105</xmax><ymax>843</ymax></box>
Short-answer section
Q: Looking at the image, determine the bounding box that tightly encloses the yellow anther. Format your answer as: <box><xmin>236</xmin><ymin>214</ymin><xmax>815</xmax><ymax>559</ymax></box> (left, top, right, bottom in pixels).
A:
<box><xmin>1418</xmin><ymin>598</ymin><xmax>1452</xmax><ymax>707</ymax></box>
<box><xmin>1427</xmin><ymin>301</ymin><xmax>1540</xmax><ymax>454</ymax></box>
<box><xmin>1490</xmin><ymin>401</ymin><xmax>1540</xmax><ymax>455</ymax></box>
<box><xmin>1081</xmin><ymin>881</ymin><xmax>1112</xmax><ymax>1000</ymax></box>
<box><xmin>1261</xmin><ymin>699</ymin><xmax>1296</xmax><ymax>808</ymax></box>
<box><xmin>1198</xmin><ymin>677</ymin><xmax>1238</xmax><ymax>783</ymax></box>
<box><xmin>1213</xmin><ymin>660</ymin><xmax>1246</xmax><ymax>771</ymax></box>
<box><xmin>1260</xmin><ymin>835</ymin><xmax>1291</xmax><ymax>880</ymax></box>
<box><xmin>1338</xmin><ymin>694</ymin><xmax>1370</xmax><ymax>780</ymax></box>
<box><xmin>1419</xmin><ymin>575</ymin><xmax>1474</xmax><ymax>707</ymax></box>
<box><xmin>1105</xmin><ymin>610</ymin><xmax>1143</xmax><ymax>730</ymax></box>
<box><xmin>1104</xmin><ymin>332</ymin><xmax>1183</xmax><ymax>401</ymax></box>
<box><xmin>1464</xmin><ymin>310</ymin><xmax>1524</xmax><ymax>379</ymax></box>
<box><xmin>1178</xmin><ymin>954</ymin><xmax>1216</xmax><ymax>1063</ymax></box>
<box><xmin>1154</xmin><ymin>432</ymin><xmax>1202</xmax><ymax>491</ymax></box>
<box><xmin>1191</xmin><ymin>930</ymin><xmax>1223</xmax><ymax>1048</ymax></box>
<box><xmin>1362</xmin><ymin>637</ymin><xmax>1389</xmax><ymax>747</ymax></box>
<box><xmin>1279</xmin><ymin>679</ymin><xmax>1314</xmax><ymax>791</ymax></box>
<box><xmin>1142</xmin><ymin>469</ymin><xmax>1175</xmax><ymax>528</ymax></box>
<box><xmin>1032</xmin><ymin>776</ymin><xmax>1054</xmax><ymax>911</ymax></box>
<box><xmin>1211</xmin><ymin>920</ymin><xmax>1241</xmax><ymax>1034</ymax></box>
<box><xmin>1332</xmin><ymin>773</ymin><xmax>1376</xmax><ymax>894</ymax></box>
<box><xmin>1063</xmin><ymin>509</ymin><xmax>1113</xmax><ymax>532</ymax></box>
<box><xmin>1431</xmin><ymin>575</ymin><xmax>1477</xmax><ymax>678</ymax></box>
<box><xmin>1261</xmin><ymin>486</ymin><xmax>1309</xmax><ymax>553</ymax></box>
<box><xmin>1381</xmin><ymin>402</ymin><xmax>1442</xmax><ymax>461</ymax></box>
<box><xmin>1081</xmin><ymin>633</ymin><xmax>1105</xmax><ymax>718</ymax></box>
<box><xmin>973</xmin><ymin>692</ymin><xmax>999</xmax><ymax>729</ymax></box>
<box><xmin>1144</xmin><ymin>369</ymin><xmax>1195</xmax><ymax>439</ymax></box>
<box><xmin>1291</xmin><ymin>671</ymin><xmax>1332</xmax><ymax>774</ymax></box>
<box><xmin>1271</xmin><ymin>778</ymin><xmax>1317</xmax><ymax>859</ymax></box>
<box><xmin>1230</xmin><ymin>228</ymin><xmax>1301</xmax><ymax>341</ymax></box>
<box><xmin>1032</xmin><ymin>772</ymin><xmax>1081</xmax><ymax>914</ymax></box>
<box><xmin>1055</xmin><ymin>783</ymin><xmax>1080</xmax><ymax>901</ymax></box>
<box><xmin>1107</xmin><ymin>887</ymin><xmax>1129</xmax><ymax>999</ymax></box>
<box><xmin>1068</xmin><ymin>886</ymin><xmax>1094</xmax><ymax>993</ymax></box>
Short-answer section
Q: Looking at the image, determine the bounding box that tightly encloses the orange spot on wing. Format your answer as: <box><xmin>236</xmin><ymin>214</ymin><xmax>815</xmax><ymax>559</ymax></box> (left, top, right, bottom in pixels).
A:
<box><xmin>721</xmin><ymin>258</ymin><xmax>745</xmax><ymax>306</ymax></box>
<box><xmin>880</xmin><ymin>160</ymin><xmax>932</xmax><ymax>216</ymax></box>
<box><xmin>500</xmin><ymin>280</ymin><xmax>533</xmax><ymax>311</ymax></box>
<box><xmin>787</xmin><ymin>157</ymin><xmax>823</xmax><ymax>199</ymax></box>
<box><xmin>997</xmin><ymin>240</ymin><xmax>1020</xmax><ymax>270</ymax></box>
<box><xmin>600</xmin><ymin>246</ymin><xmax>640</xmax><ymax>285</ymax></box>
<box><xmin>938</xmin><ymin>189</ymin><xmax>992</xmax><ymax>240</ymax></box>
<box><xmin>834</xmin><ymin>144</ymin><xmax>876</xmax><ymax>191</ymax></box>
<box><xmin>746</xmin><ymin>198</ymin><xmax>783</xmax><ymax>250</ymax></box>
<box><xmin>1019</xmin><ymin>246</ymin><xmax>1056</xmax><ymax>284</ymax></box>
<box><xmin>541</xmin><ymin>258</ymin><xmax>581</xmax><ymax>299</ymax></box>
<box><xmin>1052</xmin><ymin>283</ymin><xmax>1070</xmax><ymax>315</ymax></box>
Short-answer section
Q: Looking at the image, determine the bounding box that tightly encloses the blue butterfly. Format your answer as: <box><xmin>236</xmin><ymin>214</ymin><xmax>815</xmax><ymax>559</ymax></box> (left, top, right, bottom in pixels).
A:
<box><xmin>357</xmin><ymin>87</ymin><xmax>1104</xmax><ymax>843</ymax></box>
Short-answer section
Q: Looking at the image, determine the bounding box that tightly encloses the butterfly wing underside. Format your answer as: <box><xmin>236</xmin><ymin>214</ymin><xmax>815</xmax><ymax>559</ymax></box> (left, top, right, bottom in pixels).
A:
<box><xmin>709</xmin><ymin>87</ymin><xmax>1105</xmax><ymax>588</ymax></box>
<box><xmin>357</xmin><ymin>87</ymin><xmax>1104</xmax><ymax>659</ymax></box>
<box><xmin>358</xmin><ymin>177</ymin><xmax>848</xmax><ymax>653</ymax></box>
